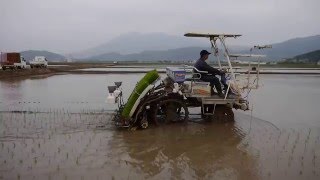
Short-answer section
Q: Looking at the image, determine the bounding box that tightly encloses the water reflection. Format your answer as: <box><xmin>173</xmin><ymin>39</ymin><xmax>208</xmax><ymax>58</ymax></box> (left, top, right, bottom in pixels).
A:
<box><xmin>1</xmin><ymin>111</ymin><xmax>319</xmax><ymax>180</ymax></box>
<box><xmin>0</xmin><ymin>80</ymin><xmax>24</xmax><ymax>105</ymax></box>
<box><xmin>110</xmin><ymin>118</ymin><xmax>258</xmax><ymax>179</ymax></box>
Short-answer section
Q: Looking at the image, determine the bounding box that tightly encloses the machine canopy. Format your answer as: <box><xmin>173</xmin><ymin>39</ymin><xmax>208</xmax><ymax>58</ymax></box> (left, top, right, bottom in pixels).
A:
<box><xmin>184</xmin><ymin>32</ymin><xmax>241</xmax><ymax>38</ymax></box>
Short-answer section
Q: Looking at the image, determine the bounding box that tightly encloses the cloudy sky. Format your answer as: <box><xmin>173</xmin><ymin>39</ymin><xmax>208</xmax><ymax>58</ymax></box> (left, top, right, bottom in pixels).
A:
<box><xmin>0</xmin><ymin>0</ymin><xmax>319</xmax><ymax>54</ymax></box>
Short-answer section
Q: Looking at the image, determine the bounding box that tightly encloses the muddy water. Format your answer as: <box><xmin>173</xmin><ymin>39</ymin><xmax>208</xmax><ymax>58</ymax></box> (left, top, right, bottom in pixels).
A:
<box><xmin>246</xmin><ymin>75</ymin><xmax>320</xmax><ymax>127</ymax></box>
<box><xmin>0</xmin><ymin>74</ymin><xmax>145</xmax><ymax>113</ymax></box>
<box><xmin>0</xmin><ymin>74</ymin><xmax>320</xmax><ymax>179</ymax></box>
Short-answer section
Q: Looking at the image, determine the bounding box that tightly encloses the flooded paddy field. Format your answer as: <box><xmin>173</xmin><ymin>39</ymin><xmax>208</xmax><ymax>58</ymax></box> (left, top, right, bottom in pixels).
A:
<box><xmin>77</xmin><ymin>67</ymin><xmax>320</xmax><ymax>74</ymax></box>
<box><xmin>1</xmin><ymin>74</ymin><xmax>320</xmax><ymax>179</ymax></box>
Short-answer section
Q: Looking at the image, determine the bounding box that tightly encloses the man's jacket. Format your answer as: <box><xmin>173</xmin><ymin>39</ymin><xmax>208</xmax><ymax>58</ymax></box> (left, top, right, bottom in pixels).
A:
<box><xmin>194</xmin><ymin>59</ymin><xmax>221</xmax><ymax>76</ymax></box>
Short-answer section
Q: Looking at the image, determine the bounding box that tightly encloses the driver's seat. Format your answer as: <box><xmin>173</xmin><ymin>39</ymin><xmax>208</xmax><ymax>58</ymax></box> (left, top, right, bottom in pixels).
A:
<box><xmin>184</xmin><ymin>66</ymin><xmax>209</xmax><ymax>81</ymax></box>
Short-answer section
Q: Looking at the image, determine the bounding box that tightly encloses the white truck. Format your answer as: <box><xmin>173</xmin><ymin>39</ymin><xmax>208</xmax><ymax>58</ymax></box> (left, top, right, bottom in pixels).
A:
<box><xmin>15</xmin><ymin>57</ymin><xmax>27</xmax><ymax>69</ymax></box>
<box><xmin>30</xmin><ymin>56</ymin><xmax>48</xmax><ymax>68</ymax></box>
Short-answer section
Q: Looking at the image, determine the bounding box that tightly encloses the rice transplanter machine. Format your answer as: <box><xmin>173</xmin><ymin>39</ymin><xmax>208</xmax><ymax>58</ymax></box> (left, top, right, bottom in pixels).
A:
<box><xmin>106</xmin><ymin>33</ymin><xmax>271</xmax><ymax>129</ymax></box>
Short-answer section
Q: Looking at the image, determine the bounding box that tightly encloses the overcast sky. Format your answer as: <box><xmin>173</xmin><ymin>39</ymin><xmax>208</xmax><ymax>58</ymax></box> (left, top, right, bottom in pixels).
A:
<box><xmin>0</xmin><ymin>0</ymin><xmax>319</xmax><ymax>54</ymax></box>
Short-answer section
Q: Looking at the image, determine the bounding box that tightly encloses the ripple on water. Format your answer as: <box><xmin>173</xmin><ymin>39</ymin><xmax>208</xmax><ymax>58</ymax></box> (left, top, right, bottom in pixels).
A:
<box><xmin>0</xmin><ymin>111</ymin><xmax>319</xmax><ymax>180</ymax></box>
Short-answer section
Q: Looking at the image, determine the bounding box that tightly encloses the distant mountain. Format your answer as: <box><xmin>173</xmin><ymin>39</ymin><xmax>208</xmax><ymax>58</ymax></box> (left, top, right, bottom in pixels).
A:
<box><xmin>87</xmin><ymin>47</ymin><xmax>206</xmax><ymax>61</ymax></box>
<box><xmin>76</xmin><ymin>33</ymin><xmax>320</xmax><ymax>61</ymax></box>
<box><xmin>71</xmin><ymin>32</ymin><xmax>210</xmax><ymax>58</ymax></box>
<box><xmin>287</xmin><ymin>49</ymin><xmax>320</xmax><ymax>63</ymax></box>
<box><xmin>85</xmin><ymin>46</ymin><xmax>252</xmax><ymax>62</ymax></box>
<box><xmin>248</xmin><ymin>35</ymin><xmax>320</xmax><ymax>60</ymax></box>
<box><xmin>20</xmin><ymin>50</ymin><xmax>66</xmax><ymax>62</ymax></box>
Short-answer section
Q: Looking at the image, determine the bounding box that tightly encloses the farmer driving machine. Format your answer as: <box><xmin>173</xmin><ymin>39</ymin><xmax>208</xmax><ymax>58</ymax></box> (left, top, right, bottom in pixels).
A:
<box><xmin>107</xmin><ymin>33</ymin><xmax>271</xmax><ymax>129</ymax></box>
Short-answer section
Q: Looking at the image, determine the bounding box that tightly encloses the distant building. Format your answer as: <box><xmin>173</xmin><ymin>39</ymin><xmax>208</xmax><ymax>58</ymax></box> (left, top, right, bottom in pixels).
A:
<box><xmin>317</xmin><ymin>61</ymin><xmax>320</xmax><ymax>65</ymax></box>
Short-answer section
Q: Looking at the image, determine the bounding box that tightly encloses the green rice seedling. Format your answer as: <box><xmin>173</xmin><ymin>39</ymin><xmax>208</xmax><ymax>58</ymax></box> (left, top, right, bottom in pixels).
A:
<box><xmin>121</xmin><ymin>70</ymin><xmax>159</xmax><ymax>118</ymax></box>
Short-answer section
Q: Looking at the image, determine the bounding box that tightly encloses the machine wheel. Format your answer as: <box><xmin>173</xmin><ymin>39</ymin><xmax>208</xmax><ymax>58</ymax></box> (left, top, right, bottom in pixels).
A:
<box><xmin>213</xmin><ymin>105</ymin><xmax>234</xmax><ymax>122</ymax></box>
<box><xmin>154</xmin><ymin>99</ymin><xmax>188</xmax><ymax>125</ymax></box>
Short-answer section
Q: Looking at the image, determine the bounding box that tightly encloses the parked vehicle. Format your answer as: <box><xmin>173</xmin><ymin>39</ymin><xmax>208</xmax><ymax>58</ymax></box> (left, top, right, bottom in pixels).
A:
<box><xmin>30</xmin><ymin>56</ymin><xmax>48</xmax><ymax>68</ymax></box>
<box><xmin>0</xmin><ymin>52</ymin><xmax>27</xmax><ymax>70</ymax></box>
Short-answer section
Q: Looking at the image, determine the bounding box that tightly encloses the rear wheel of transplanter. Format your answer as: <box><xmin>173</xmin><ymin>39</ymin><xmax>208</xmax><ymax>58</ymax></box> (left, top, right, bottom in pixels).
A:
<box><xmin>154</xmin><ymin>98</ymin><xmax>189</xmax><ymax>126</ymax></box>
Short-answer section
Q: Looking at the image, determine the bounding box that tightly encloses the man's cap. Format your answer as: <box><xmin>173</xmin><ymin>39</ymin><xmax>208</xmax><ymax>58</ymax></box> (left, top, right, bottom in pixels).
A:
<box><xmin>200</xmin><ymin>50</ymin><xmax>211</xmax><ymax>56</ymax></box>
